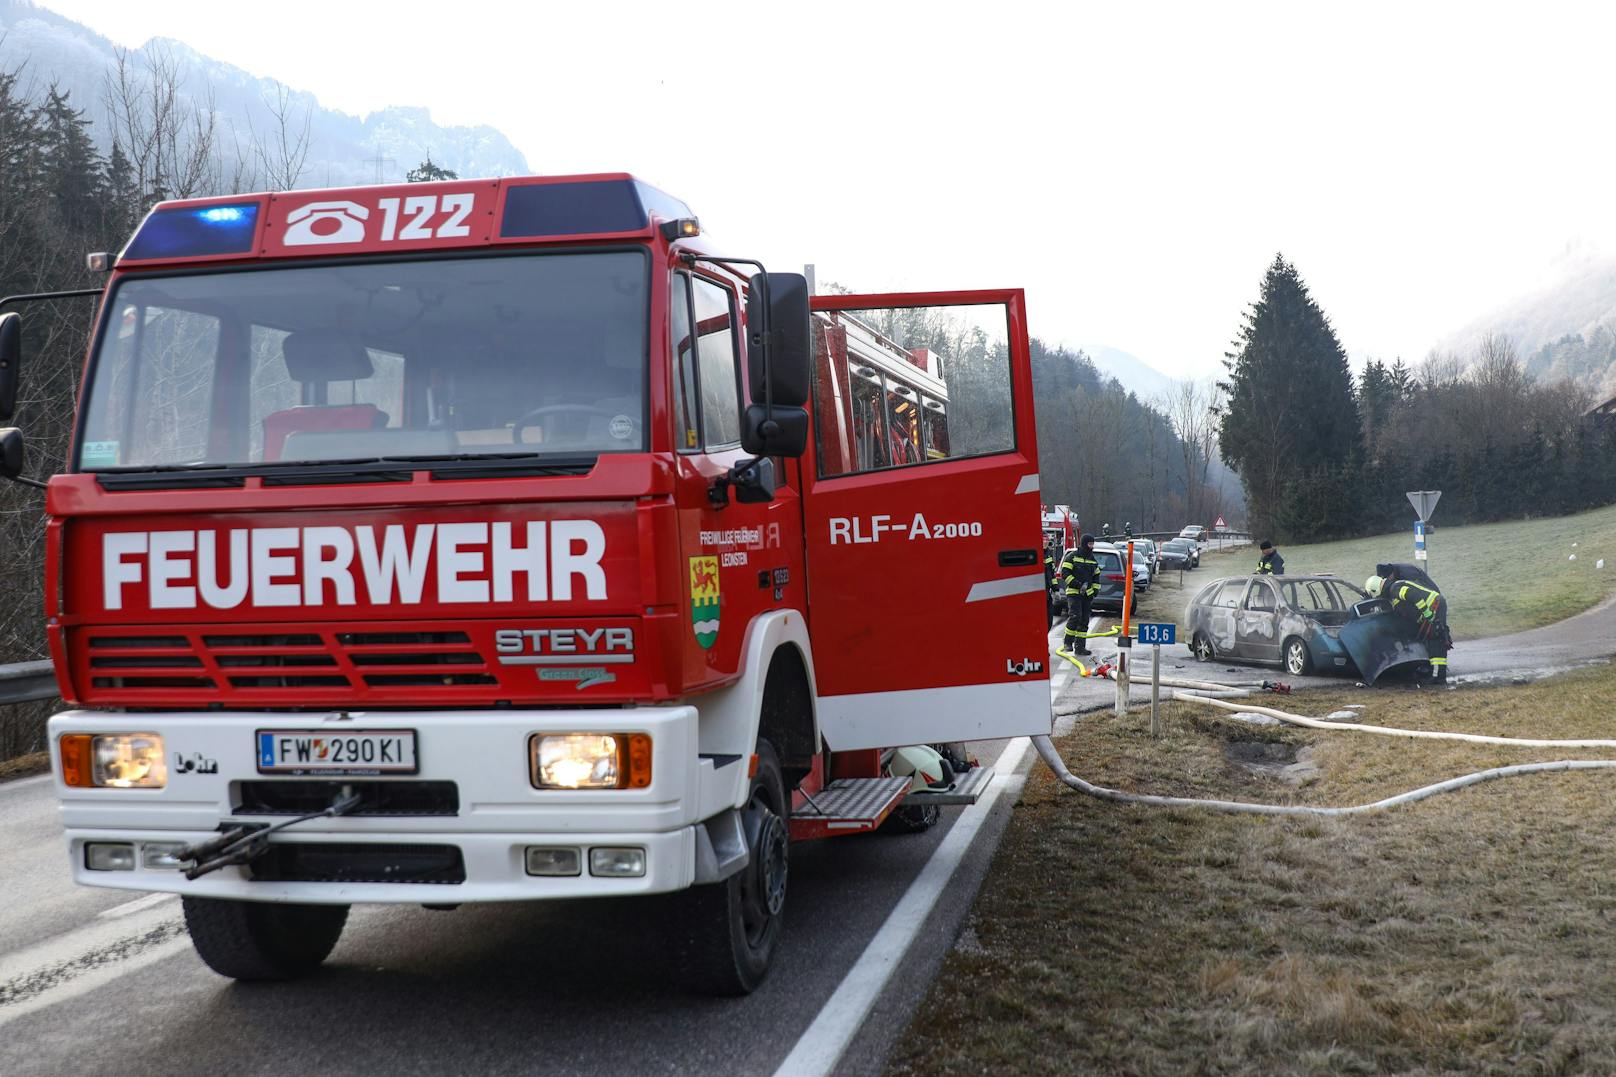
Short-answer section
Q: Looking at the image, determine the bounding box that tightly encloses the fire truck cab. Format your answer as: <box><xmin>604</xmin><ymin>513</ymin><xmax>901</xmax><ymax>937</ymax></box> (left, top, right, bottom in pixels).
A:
<box><xmin>0</xmin><ymin>174</ymin><xmax>1051</xmax><ymax>994</ymax></box>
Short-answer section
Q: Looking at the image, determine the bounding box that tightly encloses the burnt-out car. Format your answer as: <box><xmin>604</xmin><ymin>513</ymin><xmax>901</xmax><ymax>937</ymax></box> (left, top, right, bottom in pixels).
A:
<box><xmin>1185</xmin><ymin>575</ymin><xmax>1370</xmax><ymax>676</ymax></box>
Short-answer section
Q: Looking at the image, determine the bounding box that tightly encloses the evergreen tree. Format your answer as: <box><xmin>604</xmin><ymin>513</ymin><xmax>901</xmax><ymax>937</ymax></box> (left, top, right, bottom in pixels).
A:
<box><xmin>1218</xmin><ymin>254</ymin><xmax>1363</xmax><ymax>539</ymax></box>
<box><xmin>407</xmin><ymin>156</ymin><xmax>458</xmax><ymax>182</ymax></box>
<box><xmin>1359</xmin><ymin>359</ymin><xmax>1393</xmax><ymax>452</ymax></box>
<box><xmin>102</xmin><ymin>139</ymin><xmax>139</xmax><ymax>240</ymax></box>
<box><xmin>36</xmin><ymin>87</ymin><xmax>105</xmax><ymax>235</ymax></box>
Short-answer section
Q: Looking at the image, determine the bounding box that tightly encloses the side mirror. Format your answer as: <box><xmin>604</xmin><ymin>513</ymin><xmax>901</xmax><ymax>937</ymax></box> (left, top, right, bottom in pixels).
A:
<box><xmin>0</xmin><ymin>427</ymin><xmax>24</xmax><ymax>481</ymax></box>
<box><xmin>731</xmin><ymin>456</ymin><xmax>777</xmax><ymax>505</ymax></box>
<box><xmin>740</xmin><ymin>403</ymin><xmax>809</xmax><ymax>458</ymax></box>
<box><xmin>0</xmin><ymin>311</ymin><xmax>20</xmax><ymax>422</ymax></box>
<box><xmin>746</xmin><ymin>272</ymin><xmax>810</xmax><ymax>407</ymax></box>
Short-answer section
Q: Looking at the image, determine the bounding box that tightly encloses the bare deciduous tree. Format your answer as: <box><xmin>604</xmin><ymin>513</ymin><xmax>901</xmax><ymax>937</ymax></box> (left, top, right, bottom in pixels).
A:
<box><xmin>248</xmin><ymin>80</ymin><xmax>311</xmax><ymax>191</ymax></box>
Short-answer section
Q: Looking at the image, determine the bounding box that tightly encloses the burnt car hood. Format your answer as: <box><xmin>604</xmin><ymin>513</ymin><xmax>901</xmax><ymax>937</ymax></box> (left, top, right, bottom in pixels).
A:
<box><xmin>1339</xmin><ymin>609</ymin><xmax>1431</xmax><ymax>684</ymax></box>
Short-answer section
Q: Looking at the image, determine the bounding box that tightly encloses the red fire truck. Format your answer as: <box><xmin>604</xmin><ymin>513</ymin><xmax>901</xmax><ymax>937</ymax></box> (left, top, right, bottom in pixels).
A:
<box><xmin>0</xmin><ymin>173</ymin><xmax>1051</xmax><ymax>994</ymax></box>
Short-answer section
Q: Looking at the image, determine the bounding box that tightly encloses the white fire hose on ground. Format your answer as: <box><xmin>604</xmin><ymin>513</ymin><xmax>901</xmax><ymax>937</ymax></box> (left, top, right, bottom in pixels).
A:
<box><xmin>1035</xmin><ymin>658</ymin><xmax>1616</xmax><ymax>815</ymax></box>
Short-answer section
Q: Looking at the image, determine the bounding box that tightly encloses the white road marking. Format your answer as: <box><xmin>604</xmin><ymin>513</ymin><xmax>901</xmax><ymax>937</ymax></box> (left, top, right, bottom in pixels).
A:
<box><xmin>772</xmin><ymin>735</ymin><xmax>1033</xmax><ymax>1077</ymax></box>
<box><xmin>97</xmin><ymin>892</ymin><xmax>177</xmax><ymax>920</ymax></box>
<box><xmin>0</xmin><ymin>774</ymin><xmax>51</xmax><ymax>797</ymax></box>
<box><xmin>0</xmin><ymin>898</ymin><xmax>188</xmax><ymax>1027</ymax></box>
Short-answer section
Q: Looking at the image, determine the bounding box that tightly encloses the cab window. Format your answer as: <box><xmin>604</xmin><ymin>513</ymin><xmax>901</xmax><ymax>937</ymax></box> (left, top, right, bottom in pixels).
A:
<box><xmin>670</xmin><ymin>274</ymin><xmax>699</xmax><ymax>451</ymax></box>
<box><xmin>811</xmin><ymin>303</ymin><xmax>1014</xmax><ymax>477</ymax></box>
<box><xmin>691</xmin><ymin>276</ymin><xmax>742</xmax><ymax>448</ymax></box>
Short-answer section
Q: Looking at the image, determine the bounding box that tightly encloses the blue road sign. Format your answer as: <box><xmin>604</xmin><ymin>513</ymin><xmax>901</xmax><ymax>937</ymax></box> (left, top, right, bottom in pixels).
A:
<box><xmin>1138</xmin><ymin>623</ymin><xmax>1176</xmax><ymax>646</ymax></box>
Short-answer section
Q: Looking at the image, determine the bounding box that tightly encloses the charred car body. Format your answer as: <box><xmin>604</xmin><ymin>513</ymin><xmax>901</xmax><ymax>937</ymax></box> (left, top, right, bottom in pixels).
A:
<box><xmin>1186</xmin><ymin>573</ymin><xmax>1442</xmax><ymax>682</ymax></box>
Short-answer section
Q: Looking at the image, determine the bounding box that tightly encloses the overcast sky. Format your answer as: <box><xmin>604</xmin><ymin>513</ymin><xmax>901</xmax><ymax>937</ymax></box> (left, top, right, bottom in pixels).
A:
<box><xmin>35</xmin><ymin>0</ymin><xmax>1616</xmax><ymax>379</ymax></box>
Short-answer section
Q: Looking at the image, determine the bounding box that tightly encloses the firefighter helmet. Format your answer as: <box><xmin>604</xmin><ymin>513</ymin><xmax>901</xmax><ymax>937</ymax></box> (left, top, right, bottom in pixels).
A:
<box><xmin>887</xmin><ymin>745</ymin><xmax>949</xmax><ymax>793</ymax></box>
<box><xmin>1365</xmin><ymin>575</ymin><xmax>1383</xmax><ymax>597</ymax></box>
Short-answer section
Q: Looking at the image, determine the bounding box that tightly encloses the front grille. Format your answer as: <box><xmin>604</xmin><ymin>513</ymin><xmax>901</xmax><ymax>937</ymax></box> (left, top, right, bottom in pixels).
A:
<box><xmin>248</xmin><ymin>842</ymin><xmax>465</xmax><ymax>884</ymax></box>
<box><xmin>84</xmin><ymin>630</ymin><xmax>492</xmax><ymax>695</ymax></box>
<box><xmin>237</xmin><ymin>780</ymin><xmax>459</xmax><ymax>817</ymax></box>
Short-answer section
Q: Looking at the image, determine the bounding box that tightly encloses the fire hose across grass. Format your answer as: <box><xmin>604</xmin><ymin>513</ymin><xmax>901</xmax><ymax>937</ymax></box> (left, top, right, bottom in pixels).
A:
<box><xmin>1037</xmin><ymin>655</ymin><xmax>1616</xmax><ymax>816</ymax></box>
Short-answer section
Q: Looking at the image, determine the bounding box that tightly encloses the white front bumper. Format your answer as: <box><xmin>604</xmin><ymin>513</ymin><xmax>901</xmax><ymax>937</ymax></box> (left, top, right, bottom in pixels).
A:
<box><xmin>49</xmin><ymin>706</ymin><xmax>744</xmax><ymax>904</ymax></box>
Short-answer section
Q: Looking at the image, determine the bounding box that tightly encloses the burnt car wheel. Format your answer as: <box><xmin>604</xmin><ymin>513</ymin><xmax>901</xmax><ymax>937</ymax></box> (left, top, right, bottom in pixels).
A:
<box><xmin>1192</xmin><ymin>632</ymin><xmax>1214</xmax><ymax>662</ymax></box>
<box><xmin>1284</xmin><ymin>637</ymin><xmax>1312</xmax><ymax>676</ymax></box>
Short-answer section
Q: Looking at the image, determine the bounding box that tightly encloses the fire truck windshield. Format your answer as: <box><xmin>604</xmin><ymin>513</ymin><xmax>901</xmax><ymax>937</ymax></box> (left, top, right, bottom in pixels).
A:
<box><xmin>76</xmin><ymin>250</ymin><xmax>648</xmax><ymax>473</ymax></box>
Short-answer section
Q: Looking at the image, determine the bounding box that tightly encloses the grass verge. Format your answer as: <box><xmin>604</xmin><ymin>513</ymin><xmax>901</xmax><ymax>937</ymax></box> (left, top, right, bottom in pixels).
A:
<box><xmin>887</xmin><ymin>663</ymin><xmax>1616</xmax><ymax>1075</ymax></box>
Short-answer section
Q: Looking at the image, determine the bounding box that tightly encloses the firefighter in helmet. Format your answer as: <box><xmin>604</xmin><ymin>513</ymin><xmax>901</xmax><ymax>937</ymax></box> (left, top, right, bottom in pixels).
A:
<box><xmin>1059</xmin><ymin>534</ymin><xmax>1101</xmax><ymax>657</ymax></box>
<box><xmin>1366</xmin><ymin>565</ymin><xmax>1450</xmax><ymax>682</ymax></box>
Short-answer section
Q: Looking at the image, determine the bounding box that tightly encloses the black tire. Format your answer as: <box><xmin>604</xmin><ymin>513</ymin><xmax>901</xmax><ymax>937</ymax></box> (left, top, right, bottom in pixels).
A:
<box><xmin>1193</xmin><ymin>632</ymin><xmax>1215</xmax><ymax>662</ymax></box>
<box><xmin>182</xmin><ymin>896</ymin><xmax>348</xmax><ymax>981</ymax></box>
<box><xmin>669</xmin><ymin>740</ymin><xmax>789</xmax><ymax>996</ymax></box>
<box><xmin>1284</xmin><ymin>637</ymin><xmax>1312</xmax><ymax>676</ymax></box>
<box><xmin>881</xmin><ymin>801</ymin><xmax>941</xmax><ymax>833</ymax></box>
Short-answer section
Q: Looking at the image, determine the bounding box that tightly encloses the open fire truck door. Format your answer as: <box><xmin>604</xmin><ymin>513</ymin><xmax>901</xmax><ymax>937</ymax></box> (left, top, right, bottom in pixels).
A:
<box><xmin>801</xmin><ymin>290</ymin><xmax>1052</xmax><ymax>750</ymax></box>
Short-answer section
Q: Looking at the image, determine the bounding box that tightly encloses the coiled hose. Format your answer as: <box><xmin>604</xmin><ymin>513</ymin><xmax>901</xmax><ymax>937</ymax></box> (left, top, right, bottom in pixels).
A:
<box><xmin>1036</xmin><ymin>660</ymin><xmax>1616</xmax><ymax>814</ymax></box>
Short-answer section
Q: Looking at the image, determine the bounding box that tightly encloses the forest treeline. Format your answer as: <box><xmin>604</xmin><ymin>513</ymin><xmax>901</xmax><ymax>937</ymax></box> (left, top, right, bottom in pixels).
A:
<box><xmin>0</xmin><ymin>55</ymin><xmax>450</xmax><ymax>756</ymax></box>
<box><xmin>1221</xmin><ymin>256</ymin><xmax>1616</xmax><ymax>543</ymax></box>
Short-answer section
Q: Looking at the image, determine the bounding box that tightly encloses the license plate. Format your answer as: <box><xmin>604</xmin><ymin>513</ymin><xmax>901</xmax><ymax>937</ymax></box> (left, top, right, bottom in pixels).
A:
<box><xmin>256</xmin><ymin>729</ymin><xmax>418</xmax><ymax>775</ymax></box>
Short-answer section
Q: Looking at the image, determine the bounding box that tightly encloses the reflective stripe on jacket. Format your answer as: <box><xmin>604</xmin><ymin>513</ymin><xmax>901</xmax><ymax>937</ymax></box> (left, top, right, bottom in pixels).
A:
<box><xmin>1391</xmin><ymin>580</ymin><xmax>1441</xmax><ymax>620</ymax></box>
<box><xmin>1060</xmin><ymin>549</ymin><xmax>1100</xmax><ymax>597</ymax></box>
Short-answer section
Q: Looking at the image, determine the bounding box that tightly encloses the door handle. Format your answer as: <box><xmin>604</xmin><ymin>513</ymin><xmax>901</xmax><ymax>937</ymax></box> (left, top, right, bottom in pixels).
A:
<box><xmin>998</xmin><ymin>548</ymin><xmax>1038</xmax><ymax>567</ymax></box>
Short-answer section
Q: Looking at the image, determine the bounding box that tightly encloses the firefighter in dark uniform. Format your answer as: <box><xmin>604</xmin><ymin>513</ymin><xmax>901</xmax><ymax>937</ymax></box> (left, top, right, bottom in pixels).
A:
<box><xmin>1044</xmin><ymin>536</ymin><xmax>1062</xmax><ymax>626</ymax></box>
<box><xmin>1369</xmin><ymin>563</ymin><xmax>1451</xmax><ymax>682</ymax></box>
<box><xmin>1256</xmin><ymin>540</ymin><xmax>1284</xmax><ymax>575</ymax></box>
<box><xmin>1059</xmin><ymin>534</ymin><xmax>1101</xmax><ymax>656</ymax></box>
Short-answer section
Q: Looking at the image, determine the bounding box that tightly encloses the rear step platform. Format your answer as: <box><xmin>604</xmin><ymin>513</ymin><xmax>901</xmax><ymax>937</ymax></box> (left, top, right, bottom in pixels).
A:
<box><xmin>904</xmin><ymin>763</ymin><xmax>995</xmax><ymax>806</ymax></box>
<box><xmin>790</xmin><ymin>776</ymin><xmax>911</xmax><ymax>841</ymax></box>
<box><xmin>788</xmin><ymin>766</ymin><xmax>997</xmax><ymax>841</ymax></box>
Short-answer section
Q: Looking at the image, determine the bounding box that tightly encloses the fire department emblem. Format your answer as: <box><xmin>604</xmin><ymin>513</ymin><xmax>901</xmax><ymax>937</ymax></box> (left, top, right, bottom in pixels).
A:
<box><xmin>689</xmin><ymin>556</ymin><xmax>720</xmax><ymax>649</ymax></box>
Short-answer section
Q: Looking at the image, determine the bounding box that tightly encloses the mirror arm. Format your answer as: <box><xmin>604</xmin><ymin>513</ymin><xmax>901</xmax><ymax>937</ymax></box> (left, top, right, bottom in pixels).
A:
<box><xmin>2</xmin><ymin>474</ymin><xmax>45</xmax><ymax>490</ymax></box>
<box><xmin>1</xmin><ymin>287</ymin><xmax>104</xmax><ymax>310</ymax></box>
<box><xmin>676</xmin><ymin>251</ymin><xmax>774</xmax><ymax>415</ymax></box>
<box><xmin>679</xmin><ymin>252</ymin><xmax>777</xmax><ymax>503</ymax></box>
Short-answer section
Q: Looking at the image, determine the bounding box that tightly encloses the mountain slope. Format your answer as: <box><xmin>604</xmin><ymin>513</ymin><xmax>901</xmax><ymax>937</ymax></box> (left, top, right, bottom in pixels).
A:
<box><xmin>1435</xmin><ymin>256</ymin><xmax>1616</xmax><ymax>394</ymax></box>
<box><xmin>1086</xmin><ymin>345</ymin><xmax>1179</xmax><ymax>402</ymax></box>
<box><xmin>0</xmin><ymin>0</ymin><xmax>530</xmax><ymax>187</ymax></box>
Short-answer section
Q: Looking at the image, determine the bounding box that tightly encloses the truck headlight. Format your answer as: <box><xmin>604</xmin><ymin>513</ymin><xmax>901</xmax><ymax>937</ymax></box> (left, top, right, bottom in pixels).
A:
<box><xmin>59</xmin><ymin>733</ymin><xmax>167</xmax><ymax>789</ymax></box>
<box><xmin>529</xmin><ymin>733</ymin><xmax>651</xmax><ymax>790</ymax></box>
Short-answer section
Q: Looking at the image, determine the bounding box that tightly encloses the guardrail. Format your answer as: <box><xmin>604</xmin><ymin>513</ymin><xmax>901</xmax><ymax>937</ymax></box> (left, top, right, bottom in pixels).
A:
<box><xmin>0</xmin><ymin>660</ymin><xmax>58</xmax><ymax>706</ymax></box>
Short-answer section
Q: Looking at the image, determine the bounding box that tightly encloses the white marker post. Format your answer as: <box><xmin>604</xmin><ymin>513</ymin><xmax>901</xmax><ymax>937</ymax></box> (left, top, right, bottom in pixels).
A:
<box><xmin>1138</xmin><ymin>623</ymin><xmax>1176</xmax><ymax>737</ymax></box>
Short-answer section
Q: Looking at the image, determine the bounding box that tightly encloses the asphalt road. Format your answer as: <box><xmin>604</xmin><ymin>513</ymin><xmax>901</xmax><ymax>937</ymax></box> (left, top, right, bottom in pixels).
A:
<box><xmin>0</xmin><ymin>732</ymin><xmax>1047</xmax><ymax>1077</ymax></box>
<box><xmin>4</xmin><ymin>589</ymin><xmax>1612</xmax><ymax>1076</ymax></box>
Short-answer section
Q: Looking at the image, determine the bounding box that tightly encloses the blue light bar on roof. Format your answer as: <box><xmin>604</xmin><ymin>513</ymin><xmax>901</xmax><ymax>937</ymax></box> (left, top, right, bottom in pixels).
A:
<box><xmin>500</xmin><ymin>179</ymin><xmax>693</xmax><ymax>239</ymax></box>
<box><xmin>123</xmin><ymin>202</ymin><xmax>259</xmax><ymax>260</ymax></box>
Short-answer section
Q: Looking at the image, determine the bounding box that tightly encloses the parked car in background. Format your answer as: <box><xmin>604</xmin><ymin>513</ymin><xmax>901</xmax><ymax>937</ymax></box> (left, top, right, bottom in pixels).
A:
<box><xmin>1185</xmin><ymin>574</ymin><xmax>1370</xmax><ymax>676</ymax></box>
<box><xmin>1133</xmin><ymin>538</ymin><xmax>1160</xmax><ymax>574</ymax></box>
<box><xmin>1179</xmin><ymin>525</ymin><xmax>1207</xmax><ymax>545</ymax></box>
<box><xmin>1161</xmin><ymin>537</ymin><xmax>1199</xmax><ymax>568</ymax></box>
<box><xmin>1098</xmin><ymin>542</ymin><xmax>1151</xmax><ymax>592</ymax></box>
<box><xmin>1089</xmin><ymin>546</ymin><xmax>1136</xmax><ymax>615</ymax></box>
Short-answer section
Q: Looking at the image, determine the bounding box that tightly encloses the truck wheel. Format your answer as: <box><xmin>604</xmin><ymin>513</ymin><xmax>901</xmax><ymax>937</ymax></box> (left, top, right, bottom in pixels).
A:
<box><xmin>182</xmin><ymin>896</ymin><xmax>348</xmax><ymax>981</ymax></box>
<box><xmin>881</xmin><ymin>802</ymin><xmax>940</xmax><ymax>833</ymax></box>
<box><xmin>669</xmin><ymin>740</ymin><xmax>789</xmax><ymax>996</ymax></box>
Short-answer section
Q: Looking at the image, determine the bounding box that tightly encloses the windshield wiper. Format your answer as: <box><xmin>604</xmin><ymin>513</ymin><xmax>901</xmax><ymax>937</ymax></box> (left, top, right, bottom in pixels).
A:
<box><xmin>93</xmin><ymin>453</ymin><xmax>599</xmax><ymax>490</ymax></box>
